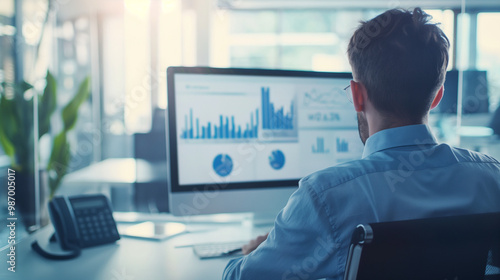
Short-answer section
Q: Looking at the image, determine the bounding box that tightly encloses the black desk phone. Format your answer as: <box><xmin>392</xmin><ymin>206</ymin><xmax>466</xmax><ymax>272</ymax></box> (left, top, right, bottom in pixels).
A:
<box><xmin>31</xmin><ymin>194</ymin><xmax>120</xmax><ymax>260</ymax></box>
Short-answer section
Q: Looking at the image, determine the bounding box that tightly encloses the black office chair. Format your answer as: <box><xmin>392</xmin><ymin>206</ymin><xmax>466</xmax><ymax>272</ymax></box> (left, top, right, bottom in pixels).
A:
<box><xmin>344</xmin><ymin>212</ymin><xmax>500</xmax><ymax>280</ymax></box>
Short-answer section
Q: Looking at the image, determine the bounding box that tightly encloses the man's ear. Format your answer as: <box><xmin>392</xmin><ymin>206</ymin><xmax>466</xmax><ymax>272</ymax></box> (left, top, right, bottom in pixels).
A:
<box><xmin>430</xmin><ymin>85</ymin><xmax>444</xmax><ymax>110</ymax></box>
<box><xmin>351</xmin><ymin>80</ymin><xmax>366</xmax><ymax>113</ymax></box>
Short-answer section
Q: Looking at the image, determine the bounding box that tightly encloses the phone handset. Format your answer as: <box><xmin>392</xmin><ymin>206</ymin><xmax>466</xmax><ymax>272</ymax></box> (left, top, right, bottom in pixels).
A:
<box><xmin>48</xmin><ymin>197</ymin><xmax>82</xmax><ymax>251</ymax></box>
<box><xmin>31</xmin><ymin>198</ymin><xmax>81</xmax><ymax>260</ymax></box>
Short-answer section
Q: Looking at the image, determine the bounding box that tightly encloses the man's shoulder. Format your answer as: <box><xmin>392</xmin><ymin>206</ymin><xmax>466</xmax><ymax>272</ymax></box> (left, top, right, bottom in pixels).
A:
<box><xmin>300</xmin><ymin>143</ymin><xmax>500</xmax><ymax>194</ymax></box>
<box><xmin>300</xmin><ymin>158</ymin><xmax>385</xmax><ymax>193</ymax></box>
<box><xmin>447</xmin><ymin>145</ymin><xmax>500</xmax><ymax>164</ymax></box>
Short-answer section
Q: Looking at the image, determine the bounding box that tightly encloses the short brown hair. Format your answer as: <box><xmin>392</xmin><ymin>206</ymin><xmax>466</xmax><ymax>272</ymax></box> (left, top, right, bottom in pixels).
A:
<box><xmin>347</xmin><ymin>8</ymin><xmax>450</xmax><ymax>121</ymax></box>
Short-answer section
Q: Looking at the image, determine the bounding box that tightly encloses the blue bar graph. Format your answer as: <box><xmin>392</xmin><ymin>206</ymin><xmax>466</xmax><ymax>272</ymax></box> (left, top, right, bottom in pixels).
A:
<box><xmin>312</xmin><ymin>137</ymin><xmax>330</xmax><ymax>154</ymax></box>
<box><xmin>261</xmin><ymin>87</ymin><xmax>294</xmax><ymax>130</ymax></box>
<box><xmin>336</xmin><ymin>138</ymin><xmax>349</xmax><ymax>153</ymax></box>
<box><xmin>181</xmin><ymin>108</ymin><xmax>259</xmax><ymax>140</ymax></box>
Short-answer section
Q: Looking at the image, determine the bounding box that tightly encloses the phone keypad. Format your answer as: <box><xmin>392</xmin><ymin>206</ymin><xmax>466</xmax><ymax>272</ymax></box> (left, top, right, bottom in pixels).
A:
<box><xmin>73</xmin><ymin>207</ymin><xmax>120</xmax><ymax>247</ymax></box>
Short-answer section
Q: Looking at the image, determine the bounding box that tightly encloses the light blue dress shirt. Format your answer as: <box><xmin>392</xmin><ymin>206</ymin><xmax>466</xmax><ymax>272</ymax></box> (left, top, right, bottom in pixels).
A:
<box><xmin>223</xmin><ymin>124</ymin><xmax>500</xmax><ymax>280</ymax></box>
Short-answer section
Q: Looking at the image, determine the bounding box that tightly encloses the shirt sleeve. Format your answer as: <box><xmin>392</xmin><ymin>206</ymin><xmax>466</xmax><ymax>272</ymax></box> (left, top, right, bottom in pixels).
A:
<box><xmin>223</xmin><ymin>179</ymin><xmax>340</xmax><ymax>280</ymax></box>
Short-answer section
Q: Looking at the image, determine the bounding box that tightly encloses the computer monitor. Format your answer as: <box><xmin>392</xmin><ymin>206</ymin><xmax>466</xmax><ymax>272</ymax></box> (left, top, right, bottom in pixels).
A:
<box><xmin>166</xmin><ymin>67</ymin><xmax>363</xmax><ymax>218</ymax></box>
<box><xmin>490</xmin><ymin>105</ymin><xmax>500</xmax><ymax>136</ymax></box>
<box><xmin>435</xmin><ymin>70</ymin><xmax>489</xmax><ymax>114</ymax></box>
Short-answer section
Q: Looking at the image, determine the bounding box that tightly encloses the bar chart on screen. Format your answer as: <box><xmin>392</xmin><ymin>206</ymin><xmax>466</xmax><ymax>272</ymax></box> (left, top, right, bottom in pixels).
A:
<box><xmin>261</xmin><ymin>87</ymin><xmax>294</xmax><ymax>130</ymax></box>
<box><xmin>260</xmin><ymin>86</ymin><xmax>298</xmax><ymax>140</ymax></box>
<box><xmin>312</xmin><ymin>137</ymin><xmax>330</xmax><ymax>154</ymax></box>
<box><xmin>180</xmin><ymin>108</ymin><xmax>259</xmax><ymax>140</ymax></box>
<box><xmin>336</xmin><ymin>138</ymin><xmax>349</xmax><ymax>153</ymax></box>
<box><xmin>177</xmin><ymin>89</ymin><xmax>260</xmax><ymax>142</ymax></box>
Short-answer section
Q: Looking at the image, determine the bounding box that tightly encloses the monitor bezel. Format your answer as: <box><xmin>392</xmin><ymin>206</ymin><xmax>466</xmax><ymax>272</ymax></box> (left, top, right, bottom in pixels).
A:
<box><xmin>166</xmin><ymin>66</ymin><xmax>353</xmax><ymax>193</ymax></box>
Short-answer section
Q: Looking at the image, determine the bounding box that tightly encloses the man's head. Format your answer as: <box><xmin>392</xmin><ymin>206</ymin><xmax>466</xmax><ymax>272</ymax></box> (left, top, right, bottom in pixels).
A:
<box><xmin>347</xmin><ymin>8</ymin><xmax>449</xmax><ymax>143</ymax></box>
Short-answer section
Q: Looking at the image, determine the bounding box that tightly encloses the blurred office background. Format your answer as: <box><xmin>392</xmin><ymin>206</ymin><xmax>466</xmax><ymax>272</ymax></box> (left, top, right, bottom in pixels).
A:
<box><xmin>0</xmin><ymin>0</ymin><xmax>499</xmax><ymax>244</ymax></box>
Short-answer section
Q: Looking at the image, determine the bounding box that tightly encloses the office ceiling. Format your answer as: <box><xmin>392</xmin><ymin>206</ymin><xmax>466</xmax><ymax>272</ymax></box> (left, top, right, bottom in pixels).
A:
<box><xmin>55</xmin><ymin>0</ymin><xmax>123</xmax><ymax>21</ymax></box>
<box><xmin>53</xmin><ymin>0</ymin><xmax>500</xmax><ymax>21</ymax></box>
<box><xmin>218</xmin><ymin>0</ymin><xmax>500</xmax><ymax>10</ymax></box>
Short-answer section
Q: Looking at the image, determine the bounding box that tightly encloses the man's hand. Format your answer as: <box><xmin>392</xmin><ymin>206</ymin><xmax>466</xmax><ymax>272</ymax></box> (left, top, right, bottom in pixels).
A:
<box><xmin>242</xmin><ymin>233</ymin><xmax>269</xmax><ymax>255</ymax></box>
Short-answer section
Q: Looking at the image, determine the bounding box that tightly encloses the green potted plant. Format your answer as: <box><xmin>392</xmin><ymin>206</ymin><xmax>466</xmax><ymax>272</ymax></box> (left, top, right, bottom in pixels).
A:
<box><xmin>0</xmin><ymin>71</ymin><xmax>90</xmax><ymax>229</ymax></box>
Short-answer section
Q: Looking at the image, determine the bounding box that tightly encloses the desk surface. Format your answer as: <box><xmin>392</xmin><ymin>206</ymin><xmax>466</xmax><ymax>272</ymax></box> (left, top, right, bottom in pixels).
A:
<box><xmin>1</xmin><ymin>220</ymin><xmax>265</xmax><ymax>280</ymax></box>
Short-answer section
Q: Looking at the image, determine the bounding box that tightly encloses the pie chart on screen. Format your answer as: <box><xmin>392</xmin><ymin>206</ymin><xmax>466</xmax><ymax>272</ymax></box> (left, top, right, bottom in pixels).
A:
<box><xmin>213</xmin><ymin>154</ymin><xmax>233</xmax><ymax>177</ymax></box>
<box><xmin>269</xmin><ymin>149</ymin><xmax>285</xmax><ymax>170</ymax></box>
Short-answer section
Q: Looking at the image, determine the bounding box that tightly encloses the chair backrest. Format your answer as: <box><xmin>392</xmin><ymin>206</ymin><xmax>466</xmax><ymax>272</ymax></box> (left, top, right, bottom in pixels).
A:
<box><xmin>132</xmin><ymin>108</ymin><xmax>169</xmax><ymax>212</ymax></box>
<box><xmin>133</xmin><ymin>108</ymin><xmax>167</xmax><ymax>162</ymax></box>
<box><xmin>344</xmin><ymin>212</ymin><xmax>500</xmax><ymax>280</ymax></box>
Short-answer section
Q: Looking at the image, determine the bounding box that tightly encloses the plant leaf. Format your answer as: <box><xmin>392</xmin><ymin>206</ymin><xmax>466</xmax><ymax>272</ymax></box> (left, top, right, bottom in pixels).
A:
<box><xmin>17</xmin><ymin>81</ymin><xmax>33</xmax><ymax>93</ymax></box>
<box><xmin>11</xmin><ymin>82</ymin><xmax>34</xmax><ymax>172</ymax></box>
<box><xmin>62</xmin><ymin>76</ymin><xmax>90</xmax><ymax>132</ymax></box>
<box><xmin>7</xmin><ymin>81</ymin><xmax>33</xmax><ymax>148</ymax></box>
<box><xmin>0</xmin><ymin>89</ymin><xmax>20</xmax><ymax>168</ymax></box>
<box><xmin>48</xmin><ymin>132</ymin><xmax>68</xmax><ymax>170</ymax></box>
<box><xmin>0</xmin><ymin>94</ymin><xmax>19</xmax><ymax>146</ymax></box>
<box><xmin>0</xmin><ymin>122</ymin><xmax>15</xmax><ymax>161</ymax></box>
<box><xmin>47</xmin><ymin>131</ymin><xmax>70</xmax><ymax>194</ymax></box>
<box><xmin>38</xmin><ymin>71</ymin><xmax>57</xmax><ymax>137</ymax></box>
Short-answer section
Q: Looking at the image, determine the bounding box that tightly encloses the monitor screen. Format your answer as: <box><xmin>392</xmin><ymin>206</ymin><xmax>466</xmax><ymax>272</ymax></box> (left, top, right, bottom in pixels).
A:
<box><xmin>435</xmin><ymin>70</ymin><xmax>489</xmax><ymax>114</ymax></box>
<box><xmin>167</xmin><ymin>67</ymin><xmax>364</xmax><ymax>193</ymax></box>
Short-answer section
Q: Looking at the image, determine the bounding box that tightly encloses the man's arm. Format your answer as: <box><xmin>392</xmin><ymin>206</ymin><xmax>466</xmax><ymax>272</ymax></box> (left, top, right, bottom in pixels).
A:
<box><xmin>241</xmin><ymin>233</ymin><xmax>269</xmax><ymax>255</ymax></box>
<box><xmin>223</xmin><ymin>180</ymin><xmax>340</xmax><ymax>280</ymax></box>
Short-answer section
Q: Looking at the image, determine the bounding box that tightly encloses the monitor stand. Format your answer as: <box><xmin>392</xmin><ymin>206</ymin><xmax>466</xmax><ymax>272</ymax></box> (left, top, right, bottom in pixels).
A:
<box><xmin>115</xmin><ymin>211</ymin><xmax>277</xmax><ymax>240</ymax></box>
<box><xmin>245</xmin><ymin>212</ymin><xmax>277</xmax><ymax>227</ymax></box>
<box><xmin>120</xmin><ymin>221</ymin><xmax>188</xmax><ymax>241</ymax></box>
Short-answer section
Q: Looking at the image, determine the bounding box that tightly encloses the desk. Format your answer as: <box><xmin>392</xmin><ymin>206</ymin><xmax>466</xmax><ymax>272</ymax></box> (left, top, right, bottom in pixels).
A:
<box><xmin>1</xmin><ymin>218</ymin><xmax>265</xmax><ymax>280</ymax></box>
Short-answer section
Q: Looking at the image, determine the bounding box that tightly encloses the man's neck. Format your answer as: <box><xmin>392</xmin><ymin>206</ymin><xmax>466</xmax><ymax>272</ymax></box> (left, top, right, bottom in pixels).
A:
<box><xmin>367</xmin><ymin>113</ymin><xmax>427</xmax><ymax>137</ymax></box>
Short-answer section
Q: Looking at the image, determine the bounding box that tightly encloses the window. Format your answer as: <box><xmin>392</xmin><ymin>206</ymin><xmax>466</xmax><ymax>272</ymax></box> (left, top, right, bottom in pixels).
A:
<box><xmin>212</xmin><ymin>9</ymin><xmax>454</xmax><ymax>72</ymax></box>
<box><xmin>477</xmin><ymin>12</ymin><xmax>500</xmax><ymax>110</ymax></box>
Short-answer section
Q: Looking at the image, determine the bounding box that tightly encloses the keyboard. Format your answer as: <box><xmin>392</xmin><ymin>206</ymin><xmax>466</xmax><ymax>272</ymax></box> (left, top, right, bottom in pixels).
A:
<box><xmin>193</xmin><ymin>241</ymin><xmax>247</xmax><ymax>259</ymax></box>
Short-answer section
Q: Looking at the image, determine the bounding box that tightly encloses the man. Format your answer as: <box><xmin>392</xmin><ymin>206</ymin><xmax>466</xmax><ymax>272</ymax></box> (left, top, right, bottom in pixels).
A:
<box><xmin>223</xmin><ymin>8</ymin><xmax>500</xmax><ymax>280</ymax></box>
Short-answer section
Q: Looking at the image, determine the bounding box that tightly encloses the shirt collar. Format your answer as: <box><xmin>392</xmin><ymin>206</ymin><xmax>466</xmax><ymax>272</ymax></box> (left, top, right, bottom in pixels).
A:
<box><xmin>362</xmin><ymin>124</ymin><xmax>438</xmax><ymax>158</ymax></box>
